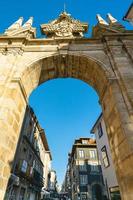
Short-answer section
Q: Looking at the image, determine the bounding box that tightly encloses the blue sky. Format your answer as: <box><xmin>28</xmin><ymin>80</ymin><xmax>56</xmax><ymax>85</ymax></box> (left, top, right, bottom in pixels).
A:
<box><xmin>30</xmin><ymin>79</ymin><xmax>101</xmax><ymax>185</ymax></box>
<box><xmin>1</xmin><ymin>0</ymin><xmax>132</xmax><ymax>186</ymax></box>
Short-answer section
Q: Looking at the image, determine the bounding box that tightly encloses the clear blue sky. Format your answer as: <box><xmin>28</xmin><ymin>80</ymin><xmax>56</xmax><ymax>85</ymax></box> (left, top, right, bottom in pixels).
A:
<box><xmin>30</xmin><ymin>79</ymin><xmax>101</xmax><ymax>186</ymax></box>
<box><xmin>1</xmin><ymin>0</ymin><xmax>132</xmax><ymax>186</ymax></box>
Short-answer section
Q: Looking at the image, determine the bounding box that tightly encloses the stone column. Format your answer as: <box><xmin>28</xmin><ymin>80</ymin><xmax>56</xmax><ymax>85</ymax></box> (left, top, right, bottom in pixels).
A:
<box><xmin>0</xmin><ymin>79</ymin><xmax>27</xmax><ymax>199</ymax></box>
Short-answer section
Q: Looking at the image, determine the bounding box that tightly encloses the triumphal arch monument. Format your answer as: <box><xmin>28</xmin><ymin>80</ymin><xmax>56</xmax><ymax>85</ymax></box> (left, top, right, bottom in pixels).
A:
<box><xmin>0</xmin><ymin>11</ymin><xmax>133</xmax><ymax>200</ymax></box>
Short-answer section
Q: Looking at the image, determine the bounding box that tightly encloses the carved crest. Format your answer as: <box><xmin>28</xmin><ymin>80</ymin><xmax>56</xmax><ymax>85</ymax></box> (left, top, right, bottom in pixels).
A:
<box><xmin>41</xmin><ymin>12</ymin><xmax>88</xmax><ymax>38</ymax></box>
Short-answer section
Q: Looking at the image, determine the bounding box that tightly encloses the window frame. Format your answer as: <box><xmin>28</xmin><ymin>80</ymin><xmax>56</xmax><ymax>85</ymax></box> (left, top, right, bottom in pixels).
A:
<box><xmin>79</xmin><ymin>163</ymin><xmax>87</xmax><ymax>171</ymax></box>
<box><xmin>82</xmin><ymin>140</ymin><xmax>88</xmax><ymax>144</ymax></box>
<box><xmin>80</xmin><ymin>175</ymin><xmax>88</xmax><ymax>185</ymax></box>
<box><xmin>101</xmin><ymin>146</ymin><xmax>110</xmax><ymax>168</ymax></box>
<box><xmin>90</xmin><ymin>163</ymin><xmax>99</xmax><ymax>173</ymax></box>
<box><xmin>89</xmin><ymin>150</ymin><xmax>96</xmax><ymax>160</ymax></box>
<box><xmin>79</xmin><ymin>150</ymin><xmax>85</xmax><ymax>158</ymax></box>
<box><xmin>98</xmin><ymin>123</ymin><xmax>103</xmax><ymax>138</ymax></box>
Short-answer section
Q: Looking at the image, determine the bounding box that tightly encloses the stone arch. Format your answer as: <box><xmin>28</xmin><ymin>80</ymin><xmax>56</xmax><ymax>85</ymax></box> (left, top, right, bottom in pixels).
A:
<box><xmin>18</xmin><ymin>53</ymin><xmax>112</xmax><ymax>100</ymax></box>
<box><xmin>1</xmin><ymin>51</ymin><xmax>133</xmax><ymax>200</ymax></box>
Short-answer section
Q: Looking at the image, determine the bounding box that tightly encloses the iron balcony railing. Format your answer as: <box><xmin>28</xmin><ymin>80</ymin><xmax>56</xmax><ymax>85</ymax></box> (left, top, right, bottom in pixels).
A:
<box><xmin>15</xmin><ymin>159</ymin><xmax>44</xmax><ymax>188</ymax></box>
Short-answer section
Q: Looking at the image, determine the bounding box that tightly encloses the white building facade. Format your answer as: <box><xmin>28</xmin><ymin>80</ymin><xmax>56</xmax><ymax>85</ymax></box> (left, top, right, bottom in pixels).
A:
<box><xmin>123</xmin><ymin>3</ymin><xmax>133</xmax><ymax>24</ymax></box>
<box><xmin>91</xmin><ymin>114</ymin><xmax>121</xmax><ymax>200</ymax></box>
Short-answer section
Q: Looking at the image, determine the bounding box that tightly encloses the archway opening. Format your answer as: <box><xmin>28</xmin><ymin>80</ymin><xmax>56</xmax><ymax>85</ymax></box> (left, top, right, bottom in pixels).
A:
<box><xmin>19</xmin><ymin>53</ymin><xmax>111</xmax><ymax>200</ymax></box>
<box><xmin>22</xmin><ymin>53</ymin><xmax>108</xmax><ymax>189</ymax></box>
<box><xmin>29</xmin><ymin>77</ymin><xmax>101</xmax><ymax>186</ymax></box>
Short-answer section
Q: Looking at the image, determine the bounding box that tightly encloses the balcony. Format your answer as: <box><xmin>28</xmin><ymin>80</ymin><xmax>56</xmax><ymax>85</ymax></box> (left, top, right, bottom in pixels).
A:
<box><xmin>15</xmin><ymin>159</ymin><xmax>44</xmax><ymax>188</ymax></box>
<box><xmin>32</xmin><ymin>168</ymin><xmax>44</xmax><ymax>188</ymax></box>
<box><xmin>23</xmin><ymin>135</ymin><xmax>43</xmax><ymax>164</ymax></box>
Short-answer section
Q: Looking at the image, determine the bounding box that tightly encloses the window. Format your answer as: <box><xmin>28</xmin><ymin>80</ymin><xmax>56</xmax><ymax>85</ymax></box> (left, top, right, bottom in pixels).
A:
<box><xmin>110</xmin><ymin>186</ymin><xmax>121</xmax><ymax>200</ymax></box>
<box><xmin>21</xmin><ymin>160</ymin><xmax>27</xmax><ymax>173</ymax></box>
<box><xmin>79</xmin><ymin>165</ymin><xmax>86</xmax><ymax>171</ymax></box>
<box><xmin>90</xmin><ymin>163</ymin><xmax>99</xmax><ymax>172</ymax></box>
<box><xmin>80</xmin><ymin>175</ymin><xmax>88</xmax><ymax>185</ymax></box>
<box><xmin>82</xmin><ymin>140</ymin><xmax>88</xmax><ymax>144</ymax></box>
<box><xmin>79</xmin><ymin>150</ymin><xmax>84</xmax><ymax>158</ymax></box>
<box><xmin>101</xmin><ymin>146</ymin><xmax>110</xmax><ymax>168</ymax></box>
<box><xmin>89</xmin><ymin>150</ymin><xmax>96</xmax><ymax>160</ymax></box>
<box><xmin>28</xmin><ymin>153</ymin><xmax>32</xmax><ymax>161</ymax></box>
<box><xmin>79</xmin><ymin>161</ymin><xmax>87</xmax><ymax>171</ymax></box>
<box><xmin>23</xmin><ymin>147</ymin><xmax>27</xmax><ymax>153</ymax></box>
<box><xmin>26</xmin><ymin>120</ymin><xmax>33</xmax><ymax>139</ymax></box>
<box><xmin>98</xmin><ymin>123</ymin><xmax>103</xmax><ymax>138</ymax></box>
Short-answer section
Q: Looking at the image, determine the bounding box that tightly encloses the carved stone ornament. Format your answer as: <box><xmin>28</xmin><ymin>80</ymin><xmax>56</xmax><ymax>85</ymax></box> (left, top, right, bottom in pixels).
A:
<box><xmin>41</xmin><ymin>12</ymin><xmax>88</xmax><ymax>38</ymax></box>
<box><xmin>4</xmin><ymin>17</ymin><xmax>36</xmax><ymax>39</ymax></box>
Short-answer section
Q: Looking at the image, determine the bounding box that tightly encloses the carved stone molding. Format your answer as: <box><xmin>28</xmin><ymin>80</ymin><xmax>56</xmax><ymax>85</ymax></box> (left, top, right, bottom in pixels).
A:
<box><xmin>1</xmin><ymin>47</ymin><xmax>24</xmax><ymax>56</ymax></box>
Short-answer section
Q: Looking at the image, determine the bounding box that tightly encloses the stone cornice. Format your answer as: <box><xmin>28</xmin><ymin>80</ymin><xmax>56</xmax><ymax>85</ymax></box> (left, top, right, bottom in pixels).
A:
<box><xmin>0</xmin><ymin>32</ymin><xmax>132</xmax><ymax>43</ymax></box>
<box><xmin>0</xmin><ymin>32</ymin><xmax>132</xmax><ymax>54</ymax></box>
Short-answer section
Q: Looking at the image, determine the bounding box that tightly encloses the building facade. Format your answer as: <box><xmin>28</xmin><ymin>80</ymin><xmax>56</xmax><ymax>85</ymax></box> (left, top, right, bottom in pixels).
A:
<box><xmin>4</xmin><ymin>106</ymin><xmax>52</xmax><ymax>200</ymax></box>
<box><xmin>48</xmin><ymin>170</ymin><xmax>56</xmax><ymax>191</ymax></box>
<box><xmin>39</xmin><ymin>131</ymin><xmax>52</xmax><ymax>193</ymax></box>
<box><xmin>91</xmin><ymin>114</ymin><xmax>121</xmax><ymax>200</ymax></box>
<box><xmin>123</xmin><ymin>3</ymin><xmax>133</xmax><ymax>24</ymax></box>
<box><xmin>61</xmin><ymin>162</ymin><xmax>71</xmax><ymax>200</ymax></box>
<box><xmin>47</xmin><ymin>170</ymin><xmax>58</xmax><ymax>198</ymax></box>
<box><xmin>67</xmin><ymin>138</ymin><xmax>105</xmax><ymax>200</ymax></box>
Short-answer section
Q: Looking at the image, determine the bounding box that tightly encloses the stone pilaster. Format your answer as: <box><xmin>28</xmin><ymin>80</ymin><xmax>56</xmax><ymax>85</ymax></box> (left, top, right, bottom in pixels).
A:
<box><xmin>0</xmin><ymin>80</ymin><xmax>27</xmax><ymax>200</ymax></box>
<box><xmin>101</xmin><ymin>79</ymin><xmax>133</xmax><ymax>200</ymax></box>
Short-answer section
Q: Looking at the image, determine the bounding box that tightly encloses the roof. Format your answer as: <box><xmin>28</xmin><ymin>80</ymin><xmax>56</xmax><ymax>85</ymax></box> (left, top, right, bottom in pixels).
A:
<box><xmin>123</xmin><ymin>3</ymin><xmax>133</xmax><ymax>21</ymax></box>
<box><xmin>74</xmin><ymin>137</ymin><xmax>96</xmax><ymax>144</ymax></box>
<box><xmin>90</xmin><ymin>113</ymin><xmax>102</xmax><ymax>134</ymax></box>
<box><xmin>70</xmin><ymin>137</ymin><xmax>96</xmax><ymax>156</ymax></box>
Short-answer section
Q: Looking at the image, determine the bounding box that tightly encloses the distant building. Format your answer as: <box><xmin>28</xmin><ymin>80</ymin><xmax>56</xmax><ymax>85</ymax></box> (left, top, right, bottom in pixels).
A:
<box><xmin>67</xmin><ymin>138</ymin><xmax>105</xmax><ymax>200</ymax></box>
<box><xmin>91</xmin><ymin>114</ymin><xmax>121</xmax><ymax>200</ymax></box>
<box><xmin>5</xmin><ymin>105</ymin><xmax>52</xmax><ymax>200</ymax></box>
<box><xmin>123</xmin><ymin>3</ymin><xmax>133</xmax><ymax>24</ymax></box>
<box><xmin>48</xmin><ymin>170</ymin><xmax>57</xmax><ymax>191</ymax></box>
<box><xmin>39</xmin><ymin>131</ymin><xmax>52</xmax><ymax>192</ymax></box>
<box><xmin>47</xmin><ymin>170</ymin><xmax>58</xmax><ymax>198</ymax></box>
<box><xmin>61</xmin><ymin>162</ymin><xmax>71</xmax><ymax>199</ymax></box>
